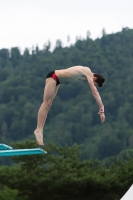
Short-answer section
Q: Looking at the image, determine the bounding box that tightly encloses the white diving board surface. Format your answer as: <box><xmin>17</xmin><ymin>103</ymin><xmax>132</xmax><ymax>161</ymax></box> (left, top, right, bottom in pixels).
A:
<box><xmin>0</xmin><ymin>144</ymin><xmax>47</xmax><ymax>156</ymax></box>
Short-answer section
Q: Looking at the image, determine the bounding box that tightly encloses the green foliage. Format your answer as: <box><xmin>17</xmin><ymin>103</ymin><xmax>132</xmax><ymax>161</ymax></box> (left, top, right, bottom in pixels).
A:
<box><xmin>0</xmin><ymin>28</ymin><xmax>133</xmax><ymax>165</ymax></box>
<box><xmin>0</xmin><ymin>140</ymin><xmax>133</xmax><ymax>200</ymax></box>
<box><xmin>0</xmin><ymin>185</ymin><xmax>19</xmax><ymax>200</ymax></box>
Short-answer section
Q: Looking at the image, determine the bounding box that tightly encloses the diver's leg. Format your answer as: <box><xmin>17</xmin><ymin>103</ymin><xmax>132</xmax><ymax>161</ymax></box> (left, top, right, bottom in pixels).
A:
<box><xmin>34</xmin><ymin>78</ymin><xmax>60</xmax><ymax>145</ymax></box>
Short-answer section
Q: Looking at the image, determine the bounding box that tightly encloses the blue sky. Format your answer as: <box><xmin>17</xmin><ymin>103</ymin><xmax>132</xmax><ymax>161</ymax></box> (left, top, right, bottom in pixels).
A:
<box><xmin>0</xmin><ymin>0</ymin><xmax>132</xmax><ymax>52</ymax></box>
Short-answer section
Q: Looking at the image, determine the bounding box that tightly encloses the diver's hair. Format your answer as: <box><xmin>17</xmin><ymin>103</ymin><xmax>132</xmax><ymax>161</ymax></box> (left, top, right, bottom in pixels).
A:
<box><xmin>94</xmin><ymin>73</ymin><xmax>105</xmax><ymax>87</ymax></box>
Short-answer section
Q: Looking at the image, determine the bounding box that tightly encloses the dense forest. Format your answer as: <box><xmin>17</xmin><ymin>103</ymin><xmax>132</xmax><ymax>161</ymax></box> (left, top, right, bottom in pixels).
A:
<box><xmin>0</xmin><ymin>27</ymin><xmax>133</xmax><ymax>164</ymax></box>
<box><xmin>0</xmin><ymin>140</ymin><xmax>133</xmax><ymax>200</ymax></box>
<box><xmin>0</xmin><ymin>27</ymin><xmax>133</xmax><ymax>199</ymax></box>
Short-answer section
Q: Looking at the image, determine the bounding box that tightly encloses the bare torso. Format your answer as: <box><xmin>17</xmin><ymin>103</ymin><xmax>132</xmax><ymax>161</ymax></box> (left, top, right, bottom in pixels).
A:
<box><xmin>55</xmin><ymin>66</ymin><xmax>93</xmax><ymax>83</ymax></box>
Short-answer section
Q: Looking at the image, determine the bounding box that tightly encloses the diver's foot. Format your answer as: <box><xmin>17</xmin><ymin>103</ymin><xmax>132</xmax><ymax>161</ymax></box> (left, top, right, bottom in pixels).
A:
<box><xmin>34</xmin><ymin>130</ymin><xmax>44</xmax><ymax>146</ymax></box>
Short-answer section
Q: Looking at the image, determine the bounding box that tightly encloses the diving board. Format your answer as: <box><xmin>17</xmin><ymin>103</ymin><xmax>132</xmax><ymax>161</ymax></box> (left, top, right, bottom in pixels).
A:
<box><xmin>0</xmin><ymin>144</ymin><xmax>47</xmax><ymax>156</ymax></box>
<box><xmin>0</xmin><ymin>144</ymin><xmax>13</xmax><ymax>150</ymax></box>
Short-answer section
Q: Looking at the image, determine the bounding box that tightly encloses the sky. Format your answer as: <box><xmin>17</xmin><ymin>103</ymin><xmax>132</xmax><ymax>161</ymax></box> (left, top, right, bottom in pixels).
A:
<box><xmin>0</xmin><ymin>0</ymin><xmax>133</xmax><ymax>52</ymax></box>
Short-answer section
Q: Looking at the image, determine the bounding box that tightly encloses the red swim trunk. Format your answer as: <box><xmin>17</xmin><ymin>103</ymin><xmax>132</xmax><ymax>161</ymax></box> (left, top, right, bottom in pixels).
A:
<box><xmin>46</xmin><ymin>71</ymin><xmax>60</xmax><ymax>85</ymax></box>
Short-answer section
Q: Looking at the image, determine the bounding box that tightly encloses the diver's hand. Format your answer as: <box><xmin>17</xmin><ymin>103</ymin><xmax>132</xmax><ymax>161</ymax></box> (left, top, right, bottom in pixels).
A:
<box><xmin>98</xmin><ymin>107</ymin><xmax>105</xmax><ymax>123</ymax></box>
<box><xmin>99</xmin><ymin>113</ymin><xmax>105</xmax><ymax>123</ymax></box>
